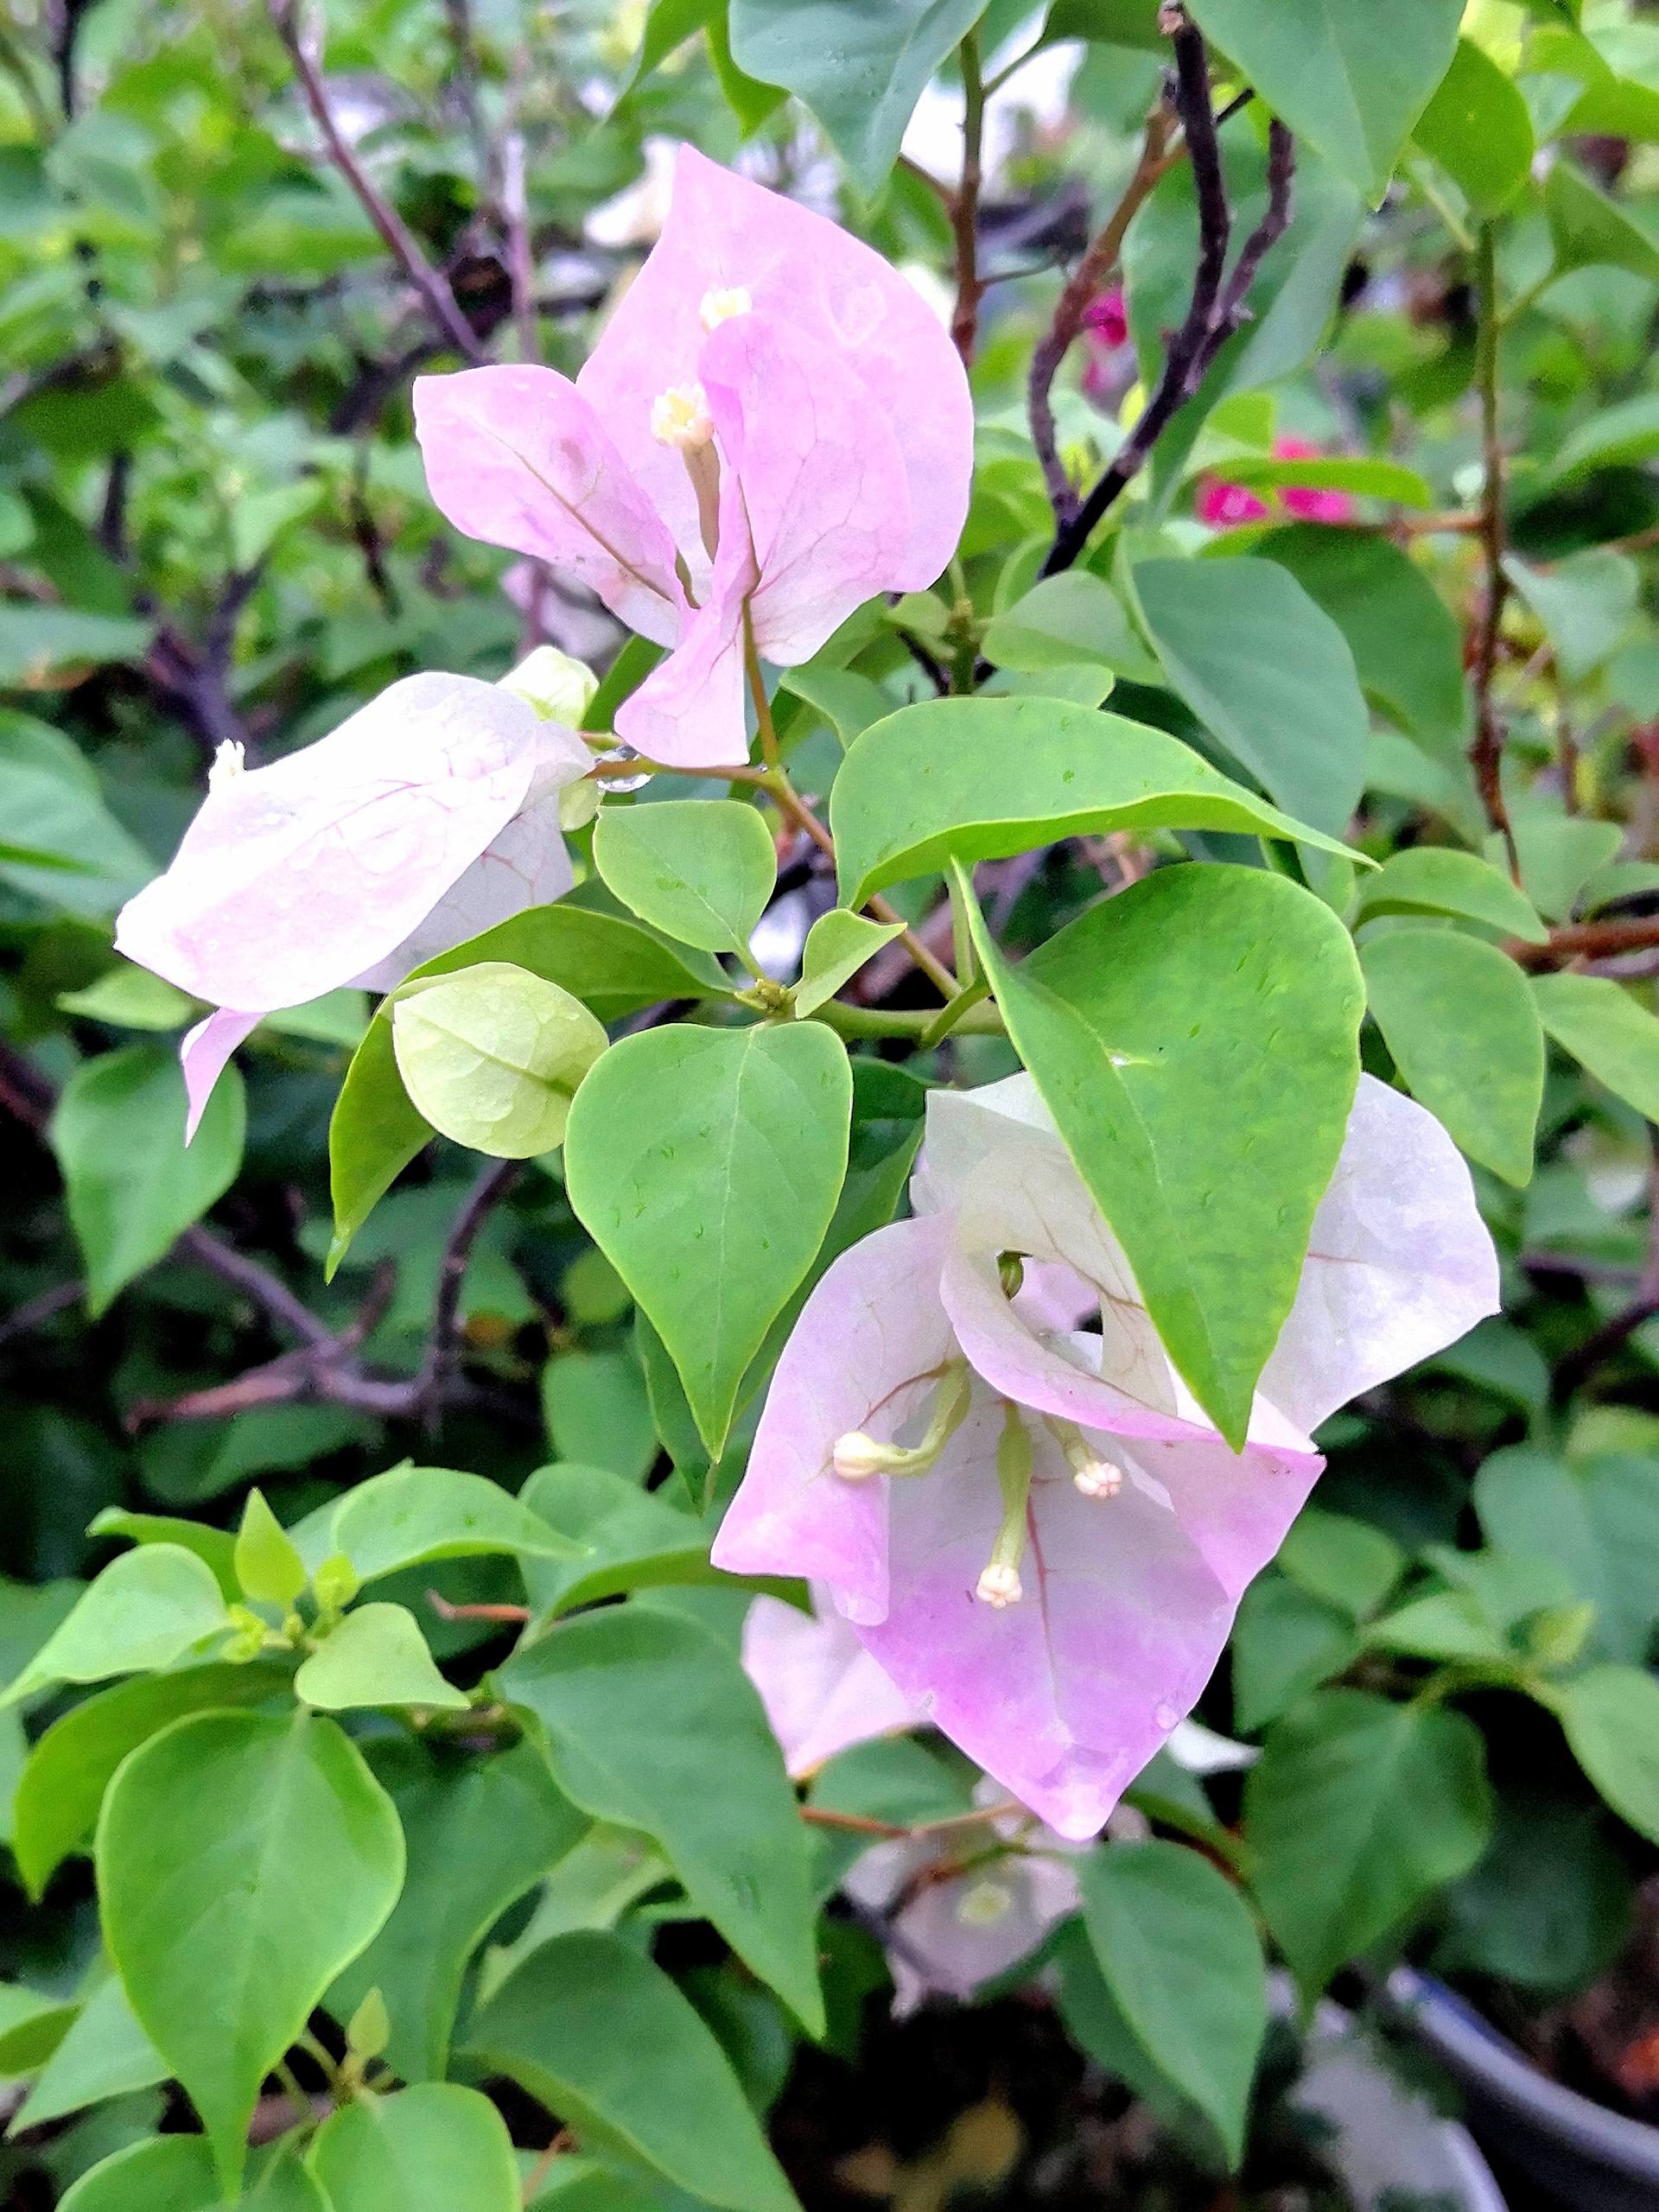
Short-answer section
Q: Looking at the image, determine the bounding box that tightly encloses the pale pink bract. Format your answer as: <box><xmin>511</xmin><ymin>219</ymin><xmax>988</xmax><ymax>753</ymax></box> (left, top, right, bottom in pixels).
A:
<box><xmin>115</xmin><ymin>672</ymin><xmax>589</xmax><ymax>1136</ymax></box>
<box><xmin>413</xmin><ymin>146</ymin><xmax>973</xmax><ymax>769</ymax></box>
<box><xmin>713</xmin><ymin>1072</ymin><xmax>1499</xmax><ymax>1840</ymax></box>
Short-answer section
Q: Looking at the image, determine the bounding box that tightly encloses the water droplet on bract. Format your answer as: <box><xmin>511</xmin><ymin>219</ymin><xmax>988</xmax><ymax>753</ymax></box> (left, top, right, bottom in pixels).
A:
<box><xmin>1154</xmin><ymin>1701</ymin><xmax>1178</xmax><ymax>1732</ymax></box>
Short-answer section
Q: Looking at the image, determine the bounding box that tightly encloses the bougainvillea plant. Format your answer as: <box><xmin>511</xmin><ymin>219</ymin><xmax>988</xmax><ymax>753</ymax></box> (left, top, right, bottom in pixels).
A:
<box><xmin>6</xmin><ymin>0</ymin><xmax>1659</xmax><ymax>2204</ymax></box>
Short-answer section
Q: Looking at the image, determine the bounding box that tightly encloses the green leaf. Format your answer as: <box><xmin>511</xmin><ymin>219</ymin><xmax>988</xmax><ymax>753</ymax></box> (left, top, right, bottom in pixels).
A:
<box><xmin>727</xmin><ymin>0</ymin><xmax>988</xmax><ymax>196</ymax></box>
<box><xmin>1502</xmin><ymin>811</ymin><xmax>1623</xmax><ymax>925</ymax></box>
<box><xmin>1277</xmin><ymin>1509</ymin><xmax>1405</xmax><ymax>1620</ymax></box>
<box><xmin>519</xmin><ymin>1463</ymin><xmax>719</xmax><ymax>1619</ymax></box>
<box><xmin>392</xmin><ymin>963</ymin><xmax>607</xmax><ymax>1158</ymax></box>
<box><xmin>0</xmin><ymin>1547</ymin><xmax>232</xmax><ymax>1708</ymax></box>
<box><xmin>97</xmin><ymin>1710</ymin><xmax>405</xmax><ymax>2190</ymax></box>
<box><xmin>0</xmin><ymin>1983</ymin><xmax>78</xmax><ymax>2076</ymax></box>
<box><xmin>779</xmin><ymin>664</ymin><xmax>893</xmax><ymax>748</ymax></box>
<box><xmin>59</xmin><ymin>2136</ymin><xmax>327</xmax><ymax>2211</ymax></box>
<box><xmin>308</xmin><ymin>2083</ymin><xmax>518</xmax><ymax>2212</ymax></box>
<box><xmin>1355</xmin><ymin>849</ymin><xmax>1547</xmax><ymax>942</ymax></box>
<box><xmin>1077</xmin><ymin>1841</ymin><xmax>1268</xmax><ymax>2167</ymax></box>
<box><xmin>1414</xmin><ymin>38</ymin><xmax>1534</xmax><ymax>214</ymax></box>
<box><xmin>1545</xmin><ymin>158</ymin><xmax>1659</xmax><ymax>283</ymax></box>
<box><xmin>12</xmin><ymin>1664</ymin><xmax>288</xmax><ymax>1900</ymax></box>
<box><xmin>499</xmin><ymin>1605</ymin><xmax>822</xmax><ymax>2031</ymax></box>
<box><xmin>233</xmin><ymin>1491</ymin><xmax>306</xmax><ymax>1609</ymax></box>
<box><xmin>58</xmin><ymin>965</ymin><xmax>197</xmax><ymax>1032</ymax></box>
<box><xmin>0</xmin><ymin>605</ymin><xmax>152</xmax><ymax>687</ymax></box>
<box><xmin>328</xmin><ymin>1740</ymin><xmax>588</xmax><ymax>2084</ymax></box>
<box><xmin>1554</xmin><ymin>391</ymin><xmax>1659</xmax><ymax>479</ymax></box>
<box><xmin>981</xmin><ymin>572</ymin><xmax>1162</xmax><ymax>683</ymax></box>
<box><xmin>463</xmin><ymin>1932</ymin><xmax>798</xmax><ymax>2212</ymax></box>
<box><xmin>1184</xmin><ymin>0</ymin><xmax>1463</xmax><ymax>202</ymax></box>
<box><xmin>11</xmin><ymin>1974</ymin><xmax>166</xmax><ymax>2132</ymax></box>
<box><xmin>1504</xmin><ymin>550</ymin><xmax>1640</xmax><ymax>681</ymax></box>
<box><xmin>1360</xmin><ymin>930</ymin><xmax>1544</xmax><ymax>1185</ymax></box>
<box><xmin>1244</xmin><ymin>1689</ymin><xmax>1491</xmax><ymax>1996</ymax></box>
<box><xmin>1477</xmin><ymin>1446</ymin><xmax>1659</xmax><ymax>1666</ymax></box>
<box><xmin>831</xmin><ymin>696</ymin><xmax>1359</xmax><ymax>910</ymax></box>
<box><xmin>0</xmin><ymin>711</ymin><xmax>152</xmax><ymax>917</ymax></box>
<box><xmin>49</xmin><ymin>1045</ymin><xmax>245</xmax><ymax>1314</ymax></box>
<box><xmin>1548</xmin><ymin>1665</ymin><xmax>1659</xmax><ymax>1844</ymax></box>
<box><xmin>1252</xmin><ymin>525</ymin><xmax>1467</xmax><ymax>746</ymax></box>
<box><xmin>295</xmin><ymin>1604</ymin><xmax>469</xmax><ymax>1713</ymax></box>
<box><xmin>793</xmin><ymin>911</ymin><xmax>904</xmax><ymax>1019</ymax></box>
<box><xmin>1132</xmin><ymin>558</ymin><xmax>1370</xmax><ymax>838</ymax></box>
<box><xmin>543</xmin><ymin>1350</ymin><xmax>660</xmax><ymax>1483</ymax></box>
<box><xmin>594</xmin><ymin>800</ymin><xmax>778</xmax><ymax>957</ymax></box>
<box><xmin>964</xmin><ymin>862</ymin><xmax>1363</xmax><ymax>1447</ymax></box>
<box><xmin>1216</xmin><ymin>454</ymin><xmax>1434</xmax><ymax>507</ymax></box>
<box><xmin>1436</xmin><ymin>1789</ymin><xmax>1631</xmax><ymax>1996</ymax></box>
<box><xmin>328</xmin><ymin>904</ymin><xmax>724</xmax><ymax>1262</ymax></box>
<box><xmin>1532</xmin><ymin>971</ymin><xmax>1659</xmax><ymax>1120</ymax></box>
<box><xmin>564</xmin><ymin>1021</ymin><xmax>851</xmax><ymax>1457</ymax></box>
<box><xmin>1230</xmin><ymin>1574</ymin><xmax>1361</xmax><ymax>1733</ymax></box>
<box><xmin>288</xmin><ymin>1465</ymin><xmax>582</xmax><ymax>1584</ymax></box>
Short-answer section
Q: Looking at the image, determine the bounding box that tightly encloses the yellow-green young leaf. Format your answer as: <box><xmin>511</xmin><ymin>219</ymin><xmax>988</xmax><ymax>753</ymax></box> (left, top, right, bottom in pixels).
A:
<box><xmin>49</xmin><ymin>1045</ymin><xmax>245</xmax><ymax>1315</ymax></box>
<box><xmin>295</xmin><ymin>1604</ymin><xmax>469</xmax><ymax>1713</ymax></box>
<box><xmin>1532</xmin><ymin>971</ymin><xmax>1659</xmax><ymax>1121</ymax></box>
<box><xmin>1361</xmin><ymin>930</ymin><xmax>1544</xmax><ymax>1186</ymax></box>
<box><xmin>0</xmin><ymin>1548</ymin><xmax>232</xmax><ymax>1709</ymax></box>
<box><xmin>232</xmin><ymin>1490</ymin><xmax>306</xmax><ymax>1608</ymax></box>
<box><xmin>594</xmin><ymin>798</ymin><xmax>777</xmax><ymax>956</ymax></box>
<box><xmin>563</xmin><ymin>1022</ymin><xmax>852</xmax><ymax>1457</ymax></box>
<box><xmin>285</xmin><ymin>1465</ymin><xmax>582</xmax><ymax>1586</ymax></box>
<box><xmin>98</xmin><ymin>1710</ymin><xmax>405</xmax><ymax>2192</ymax></box>
<box><xmin>963</xmin><ymin>862</ymin><xmax>1363</xmax><ymax>1449</ymax></box>
<box><xmin>1356</xmin><ymin>849</ymin><xmax>1547</xmax><ymax>943</ymax></box>
<box><xmin>308</xmin><ymin>2083</ymin><xmax>518</xmax><ymax>2212</ymax></box>
<box><xmin>792</xmin><ymin>910</ymin><xmax>903</xmax><ymax>1018</ymax></box>
<box><xmin>463</xmin><ymin>1931</ymin><xmax>798</xmax><ymax>2212</ymax></box>
<box><xmin>391</xmin><ymin>962</ymin><xmax>607</xmax><ymax>1160</ymax></box>
<box><xmin>500</xmin><ymin>644</ymin><xmax>599</xmax><ymax>725</ymax></box>
<box><xmin>1548</xmin><ymin>1665</ymin><xmax>1659</xmax><ymax>1845</ymax></box>
<box><xmin>346</xmin><ymin>1986</ymin><xmax>391</xmax><ymax>2063</ymax></box>
<box><xmin>57</xmin><ymin>964</ymin><xmax>198</xmax><ymax>1032</ymax></box>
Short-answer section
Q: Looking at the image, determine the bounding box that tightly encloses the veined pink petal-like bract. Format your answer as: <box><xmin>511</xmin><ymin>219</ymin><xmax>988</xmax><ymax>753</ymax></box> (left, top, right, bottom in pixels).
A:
<box><xmin>116</xmin><ymin>671</ymin><xmax>589</xmax><ymax>1135</ymax></box>
<box><xmin>713</xmin><ymin>1072</ymin><xmax>1499</xmax><ymax>1839</ymax></box>
<box><xmin>414</xmin><ymin>145</ymin><xmax>972</xmax><ymax>768</ymax></box>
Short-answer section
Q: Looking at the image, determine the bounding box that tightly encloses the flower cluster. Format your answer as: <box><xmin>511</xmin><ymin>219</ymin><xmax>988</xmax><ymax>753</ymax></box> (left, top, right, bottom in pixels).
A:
<box><xmin>1197</xmin><ymin>436</ymin><xmax>1356</xmax><ymax>527</ymax></box>
<box><xmin>715</xmin><ymin>1072</ymin><xmax>1498</xmax><ymax>1838</ymax></box>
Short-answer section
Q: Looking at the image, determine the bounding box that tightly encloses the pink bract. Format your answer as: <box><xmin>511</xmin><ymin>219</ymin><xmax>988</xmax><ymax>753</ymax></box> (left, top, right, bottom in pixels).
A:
<box><xmin>1198</xmin><ymin>436</ymin><xmax>1357</xmax><ymax>530</ymax></box>
<box><xmin>712</xmin><ymin>1073</ymin><xmax>1499</xmax><ymax>1839</ymax></box>
<box><xmin>413</xmin><ymin>146</ymin><xmax>972</xmax><ymax>769</ymax></box>
<box><xmin>116</xmin><ymin>671</ymin><xmax>589</xmax><ymax>1136</ymax></box>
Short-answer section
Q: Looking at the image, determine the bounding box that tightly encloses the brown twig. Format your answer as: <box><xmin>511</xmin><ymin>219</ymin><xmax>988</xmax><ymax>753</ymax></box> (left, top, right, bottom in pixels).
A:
<box><xmin>1470</xmin><ymin>223</ymin><xmax>1521</xmax><ymax>879</ymax></box>
<box><xmin>799</xmin><ymin>1799</ymin><xmax>1025</xmax><ymax>1841</ymax></box>
<box><xmin>429</xmin><ymin>1590</ymin><xmax>531</xmax><ymax>1624</ymax></box>
<box><xmin>950</xmin><ymin>29</ymin><xmax>987</xmax><ymax>365</ymax></box>
<box><xmin>1507</xmin><ymin>918</ymin><xmax>1659</xmax><ymax>968</ymax></box>
<box><xmin>1029</xmin><ymin>98</ymin><xmax>1179</xmax><ymax>522</ymax></box>
<box><xmin>0</xmin><ymin>1281</ymin><xmax>84</xmax><ymax>1351</ymax></box>
<box><xmin>416</xmin><ymin>1157</ymin><xmax>521</xmax><ymax>1426</ymax></box>
<box><xmin>269</xmin><ymin>0</ymin><xmax>486</xmax><ymax>364</ymax></box>
<box><xmin>1039</xmin><ymin>21</ymin><xmax>1294</xmax><ymax>578</ymax></box>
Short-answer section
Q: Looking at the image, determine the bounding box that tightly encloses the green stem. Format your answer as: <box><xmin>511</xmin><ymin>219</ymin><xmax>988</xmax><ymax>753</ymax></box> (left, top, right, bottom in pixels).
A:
<box><xmin>814</xmin><ymin>998</ymin><xmax>1005</xmax><ymax>1040</ymax></box>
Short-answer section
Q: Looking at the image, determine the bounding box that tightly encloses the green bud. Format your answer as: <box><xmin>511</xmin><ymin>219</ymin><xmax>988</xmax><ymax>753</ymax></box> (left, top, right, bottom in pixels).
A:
<box><xmin>1522</xmin><ymin>1601</ymin><xmax>1597</xmax><ymax>1671</ymax></box>
<box><xmin>314</xmin><ymin>1552</ymin><xmax>360</xmax><ymax>1617</ymax></box>
<box><xmin>222</xmin><ymin>1604</ymin><xmax>269</xmax><ymax>1664</ymax></box>
<box><xmin>346</xmin><ymin>1986</ymin><xmax>391</xmax><ymax>2063</ymax></box>
<box><xmin>233</xmin><ymin>1489</ymin><xmax>307</xmax><ymax>1608</ymax></box>
<box><xmin>391</xmin><ymin>960</ymin><xmax>608</xmax><ymax>1159</ymax></box>
<box><xmin>499</xmin><ymin>644</ymin><xmax>599</xmax><ymax>725</ymax></box>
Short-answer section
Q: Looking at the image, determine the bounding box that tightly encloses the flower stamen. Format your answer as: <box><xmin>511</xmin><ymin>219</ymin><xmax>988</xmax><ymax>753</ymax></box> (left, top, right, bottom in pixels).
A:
<box><xmin>699</xmin><ymin>284</ymin><xmax>753</xmax><ymax>332</ymax></box>
<box><xmin>1047</xmin><ymin>1418</ymin><xmax>1124</xmax><ymax>1498</ymax></box>
<box><xmin>832</xmin><ymin>1362</ymin><xmax>970</xmax><ymax>1482</ymax></box>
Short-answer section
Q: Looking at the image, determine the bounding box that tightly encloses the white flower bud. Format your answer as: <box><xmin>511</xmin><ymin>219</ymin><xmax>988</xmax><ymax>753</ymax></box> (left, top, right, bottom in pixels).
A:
<box><xmin>698</xmin><ymin>285</ymin><xmax>753</xmax><ymax>332</ymax></box>
<box><xmin>499</xmin><ymin>644</ymin><xmax>600</xmax><ymax>726</ymax></box>
<box><xmin>650</xmin><ymin>381</ymin><xmax>714</xmax><ymax>450</ymax></box>
<box><xmin>208</xmin><ymin>740</ymin><xmax>246</xmax><ymax>790</ymax></box>
<box><xmin>1072</xmin><ymin>1457</ymin><xmax>1123</xmax><ymax>1499</ymax></box>
<box><xmin>975</xmin><ymin>1562</ymin><xmax>1023</xmax><ymax>1610</ymax></box>
<box><xmin>832</xmin><ymin>1431</ymin><xmax>888</xmax><ymax>1480</ymax></box>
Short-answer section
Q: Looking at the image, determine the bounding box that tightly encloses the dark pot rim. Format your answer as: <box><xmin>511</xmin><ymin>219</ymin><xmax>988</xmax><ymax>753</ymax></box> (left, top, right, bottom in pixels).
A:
<box><xmin>1389</xmin><ymin>1966</ymin><xmax>1659</xmax><ymax>2183</ymax></box>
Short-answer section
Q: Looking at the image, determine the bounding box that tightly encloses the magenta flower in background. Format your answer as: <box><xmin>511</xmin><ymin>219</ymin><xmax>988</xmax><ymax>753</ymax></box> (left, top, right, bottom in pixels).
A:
<box><xmin>413</xmin><ymin>146</ymin><xmax>973</xmax><ymax>770</ymax></box>
<box><xmin>1080</xmin><ymin>286</ymin><xmax>1130</xmax><ymax>407</ymax></box>
<box><xmin>713</xmin><ymin>1072</ymin><xmax>1498</xmax><ymax>1839</ymax></box>
<box><xmin>1198</xmin><ymin>436</ymin><xmax>1357</xmax><ymax>529</ymax></box>
<box><xmin>115</xmin><ymin>673</ymin><xmax>589</xmax><ymax>1135</ymax></box>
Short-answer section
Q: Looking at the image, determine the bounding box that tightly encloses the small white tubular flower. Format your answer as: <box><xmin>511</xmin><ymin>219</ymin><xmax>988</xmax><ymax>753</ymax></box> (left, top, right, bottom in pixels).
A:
<box><xmin>650</xmin><ymin>381</ymin><xmax>715</xmax><ymax>450</ymax></box>
<box><xmin>832</xmin><ymin>1431</ymin><xmax>888</xmax><ymax>1480</ymax></box>
<box><xmin>698</xmin><ymin>284</ymin><xmax>753</xmax><ymax>332</ymax></box>
<box><xmin>976</xmin><ymin>1562</ymin><xmax>1022</xmax><ymax>1610</ymax></box>
<box><xmin>1072</xmin><ymin>1455</ymin><xmax>1123</xmax><ymax>1499</ymax></box>
<box><xmin>207</xmin><ymin>740</ymin><xmax>246</xmax><ymax>789</ymax></box>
